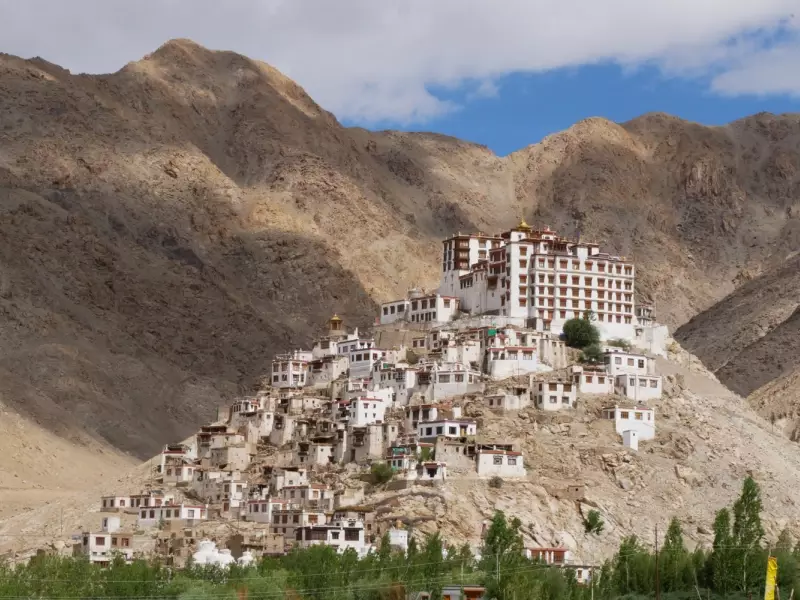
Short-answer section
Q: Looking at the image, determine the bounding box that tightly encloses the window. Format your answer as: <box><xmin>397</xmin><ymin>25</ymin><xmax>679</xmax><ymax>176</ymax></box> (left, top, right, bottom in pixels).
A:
<box><xmin>331</xmin><ymin>531</ymin><xmax>341</xmax><ymax>540</ymax></box>
<box><xmin>444</xmin><ymin>299</ymin><xmax>451</xmax><ymax>308</ymax></box>
<box><xmin>439</xmin><ymin>374</ymin><xmax>450</xmax><ymax>383</ymax></box>
<box><xmin>95</xmin><ymin>537</ymin><xmax>105</xmax><ymax>546</ymax></box>
<box><xmin>562</xmin><ymin>396</ymin><xmax>570</xmax><ymax>404</ymax></box>
<box><xmin>586</xmin><ymin>375</ymin><xmax>593</xmax><ymax>383</ymax></box>
<box><xmin>635</xmin><ymin>412</ymin><xmax>643</xmax><ymax>420</ymax></box>
<box><xmin>426</xmin><ymin>427</ymin><xmax>433</xmax><ymax>435</ymax></box>
<box><xmin>188</xmin><ymin>509</ymin><xmax>195</xmax><ymax>518</ymax></box>
<box><xmin>650</xmin><ymin>380</ymin><xmax>658</xmax><ymax>388</ymax></box>
<box><xmin>508</xmin><ymin>457</ymin><xmax>517</xmax><ymax>466</ymax></box>
<box><xmin>549</xmin><ymin>396</ymin><xmax>557</xmax><ymax>404</ymax></box>
<box><xmin>436</xmin><ymin>426</ymin><xmax>444</xmax><ymax>434</ymax></box>
<box><xmin>493</xmin><ymin>456</ymin><xmax>503</xmax><ymax>465</ymax></box>
<box><xmin>383</xmin><ymin>307</ymin><xmax>388</xmax><ymax>315</ymax></box>
<box><xmin>111</xmin><ymin>537</ymin><xmax>118</xmax><ymax>546</ymax></box>
<box><xmin>448</xmin><ymin>426</ymin><xmax>457</xmax><ymax>435</ymax></box>
<box><xmin>638</xmin><ymin>359</ymin><xmax>645</xmax><ymax>369</ymax></box>
<box><xmin>629</xmin><ymin>378</ymin><xmax>635</xmax><ymax>386</ymax></box>
<box><xmin>620</xmin><ymin>411</ymin><xmax>629</xmax><ymax>419</ymax></box>
<box><xmin>121</xmin><ymin>538</ymin><xmax>130</xmax><ymax>547</ymax></box>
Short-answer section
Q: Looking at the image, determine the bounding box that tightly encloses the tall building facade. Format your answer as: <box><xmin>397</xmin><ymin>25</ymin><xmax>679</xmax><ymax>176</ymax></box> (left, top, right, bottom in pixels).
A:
<box><xmin>439</xmin><ymin>221</ymin><xmax>637</xmax><ymax>340</ymax></box>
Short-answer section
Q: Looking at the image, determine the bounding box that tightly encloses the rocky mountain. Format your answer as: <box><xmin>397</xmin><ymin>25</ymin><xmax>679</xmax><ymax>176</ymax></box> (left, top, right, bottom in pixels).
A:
<box><xmin>675</xmin><ymin>254</ymin><xmax>800</xmax><ymax>434</ymax></box>
<box><xmin>2</xmin><ymin>37</ymin><xmax>800</xmax><ymax>473</ymax></box>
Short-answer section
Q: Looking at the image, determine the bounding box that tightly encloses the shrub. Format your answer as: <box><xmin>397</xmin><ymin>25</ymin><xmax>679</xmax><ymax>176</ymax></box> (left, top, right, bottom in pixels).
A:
<box><xmin>584</xmin><ymin>509</ymin><xmax>605</xmax><ymax>534</ymax></box>
<box><xmin>406</xmin><ymin>349</ymin><xmax>420</xmax><ymax>365</ymax></box>
<box><xmin>370</xmin><ymin>462</ymin><xmax>394</xmax><ymax>484</ymax></box>
<box><xmin>562</xmin><ymin>317</ymin><xmax>600</xmax><ymax>348</ymax></box>
<box><xmin>607</xmin><ymin>337</ymin><xmax>631</xmax><ymax>351</ymax></box>
<box><xmin>488</xmin><ymin>476</ymin><xmax>504</xmax><ymax>489</ymax></box>
<box><xmin>580</xmin><ymin>343</ymin><xmax>603</xmax><ymax>364</ymax></box>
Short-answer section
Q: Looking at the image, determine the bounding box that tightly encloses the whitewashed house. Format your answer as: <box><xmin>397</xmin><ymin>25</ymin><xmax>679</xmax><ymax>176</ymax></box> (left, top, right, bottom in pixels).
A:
<box><xmin>602</xmin><ymin>350</ymin><xmax>652</xmax><ymax>377</ymax></box>
<box><xmin>295</xmin><ymin>518</ymin><xmax>371</xmax><ymax>557</ymax></box>
<box><xmin>614</xmin><ymin>373</ymin><xmax>663</xmax><ymax>402</ymax></box>
<box><xmin>380</xmin><ymin>289</ymin><xmax>460</xmax><ymax>326</ymax></box>
<box><xmin>348</xmin><ymin>347</ymin><xmax>385</xmax><ymax>379</ymax></box>
<box><xmin>572</xmin><ymin>366</ymin><xmax>614</xmax><ymax>395</ymax></box>
<box><xmin>417</xmin><ymin>419</ymin><xmax>477</xmax><ymax>440</ymax></box>
<box><xmin>74</xmin><ymin>516</ymin><xmax>135</xmax><ymax>565</ymax></box>
<box><xmin>533</xmin><ymin>379</ymin><xmax>577</xmax><ymax>410</ymax></box>
<box><xmin>485</xmin><ymin>392</ymin><xmax>530</xmax><ymax>411</ymax></box>
<box><xmin>271</xmin><ymin>350</ymin><xmax>313</xmax><ymax>388</ymax></box>
<box><xmin>245</xmin><ymin>498</ymin><xmax>286</xmax><ymax>524</ymax></box>
<box><xmin>476</xmin><ymin>449</ymin><xmax>525</xmax><ymax>478</ymax></box>
<box><xmin>603</xmin><ymin>405</ymin><xmax>655</xmax><ymax>441</ymax></box>
<box><xmin>138</xmin><ymin>503</ymin><xmax>208</xmax><ymax>529</ymax></box>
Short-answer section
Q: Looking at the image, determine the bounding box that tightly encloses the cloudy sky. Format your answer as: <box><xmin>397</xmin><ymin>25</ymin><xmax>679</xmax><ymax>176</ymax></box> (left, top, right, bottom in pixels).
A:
<box><xmin>2</xmin><ymin>0</ymin><xmax>799</xmax><ymax>154</ymax></box>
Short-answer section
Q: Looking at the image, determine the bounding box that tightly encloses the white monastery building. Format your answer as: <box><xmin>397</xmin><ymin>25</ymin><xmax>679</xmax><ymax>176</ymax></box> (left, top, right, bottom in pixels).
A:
<box><xmin>603</xmin><ymin>405</ymin><xmax>655</xmax><ymax>441</ymax></box>
<box><xmin>438</xmin><ymin>221</ymin><xmax>638</xmax><ymax>340</ymax></box>
<box><xmin>476</xmin><ymin>449</ymin><xmax>525</xmax><ymax>478</ymax></box>
<box><xmin>379</xmin><ymin>288</ymin><xmax>460</xmax><ymax>325</ymax></box>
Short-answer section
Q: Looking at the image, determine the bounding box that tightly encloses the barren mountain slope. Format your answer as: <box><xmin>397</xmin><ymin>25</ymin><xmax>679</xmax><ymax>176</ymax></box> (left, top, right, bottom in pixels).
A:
<box><xmin>2</xmin><ymin>38</ymin><xmax>800</xmax><ymax>470</ymax></box>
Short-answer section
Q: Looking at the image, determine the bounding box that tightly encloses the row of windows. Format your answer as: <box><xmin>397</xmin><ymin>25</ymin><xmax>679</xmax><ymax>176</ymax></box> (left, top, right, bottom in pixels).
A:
<box><xmin>90</xmin><ymin>536</ymin><xmax>130</xmax><ymax>547</ymax></box>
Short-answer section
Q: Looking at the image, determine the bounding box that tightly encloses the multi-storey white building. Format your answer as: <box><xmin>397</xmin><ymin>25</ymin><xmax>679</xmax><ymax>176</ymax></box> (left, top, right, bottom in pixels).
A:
<box><xmin>380</xmin><ymin>289</ymin><xmax>460</xmax><ymax>325</ymax></box>
<box><xmin>271</xmin><ymin>350</ymin><xmax>313</xmax><ymax>388</ymax></box>
<box><xmin>75</xmin><ymin>516</ymin><xmax>135</xmax><ymax>565</ymax></box>
<box><xmin>440</xmin><ymin>222</ymin><xmax>638</xmax><ymax>340</ymax></box>
<box><xmin>533</xmin><ymin>378</ymin><xmax>577</xmax><ymax>411</ymax></box>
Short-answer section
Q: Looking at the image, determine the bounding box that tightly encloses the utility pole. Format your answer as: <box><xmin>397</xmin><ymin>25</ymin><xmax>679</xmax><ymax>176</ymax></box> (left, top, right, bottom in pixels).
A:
<box><xmin>655</xmin><ymin>523</ymin><xmax>661</xmax><ymax>600</ymax></box>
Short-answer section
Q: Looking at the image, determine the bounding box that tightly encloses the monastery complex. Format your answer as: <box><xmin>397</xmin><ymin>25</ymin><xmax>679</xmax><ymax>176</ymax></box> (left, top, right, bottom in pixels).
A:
<box><xmin>69</xmin><ymin>222</ymin><xmax>670</xmax><ymax>584</ymax></box>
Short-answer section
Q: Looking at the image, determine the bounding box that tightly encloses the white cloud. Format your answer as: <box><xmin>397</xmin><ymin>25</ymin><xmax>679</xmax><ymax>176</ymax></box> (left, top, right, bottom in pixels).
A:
<box><xmin>0</xmin><ymin>0</ymin><xmax>798</xmax><ymax>123</ymax></box>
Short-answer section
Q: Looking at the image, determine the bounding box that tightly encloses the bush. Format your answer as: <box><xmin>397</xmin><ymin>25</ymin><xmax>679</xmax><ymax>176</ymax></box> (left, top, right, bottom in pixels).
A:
<box><xmin>562</xmin><ymin>317</ymin><xmax>600</xmax><ymax>348</ymax></box>
<box><xmin>488</xmin><ymin>476</ymin><xmax>504</xmax><ymax>489</ymax></box>
<box><xmin>580</xmin><ymin>343</ymin><xmax>603</xmax><ymax>364</ymax></box>
<box><xmin>607</xmin><ymin>337</ymin><xmax>632</xmax><ymax>351</ymax></box>
<box><xmin>584</xmin><ymin>509</ymin><xmax>605</xmax><ymax>534</ymax></box>
<box><xmin>370</xmin><ymin>462</ymin><xmax>394</xmax><ymax>484</ymax></box>
<box><xmin>405</xmin><ymin>349</ymin><xmax>420</xmax><ymax>365</ymax></box>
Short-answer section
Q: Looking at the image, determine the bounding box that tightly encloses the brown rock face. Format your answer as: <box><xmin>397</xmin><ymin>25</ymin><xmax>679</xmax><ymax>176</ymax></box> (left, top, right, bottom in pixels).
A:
<box><xmin>1</xmin><ymin>39</ymin><xmax>800</xmax><ymax>459</ymax></box>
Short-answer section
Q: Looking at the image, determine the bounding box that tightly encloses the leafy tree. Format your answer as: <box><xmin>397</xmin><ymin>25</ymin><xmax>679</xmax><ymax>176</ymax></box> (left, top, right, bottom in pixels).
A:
<box><xmin>661</xmin><ymin>518</ymin><xmax>690</xmax><ymax>592</ymax></box>
<box><xmin>732</xmin><ymin>475</ymin><xmax>764</xmax><ymax>592</ymax></box>
<box><xmin>711</xmin><ymin>508</ymin><xmax>736</xmax><ymax>595</ymax></box>
<box><xmin>562</xmin><ymin>317</ymin><xmax>600</xmax><ymax>348</ymax></box>
<box><xmin>584</xmin><ymin>509</ymin><xmax>605</xmax><ymax>534</ymax></box>
<box><xmin>580</xmin><ymin>343</ymin><xmax>603</xmax><ymax>364</ymax></box>
<box><xmin>370</xmin><ymin>462</ymin><xmax>394</xmax><ymax>484</ymax></box>
<box><xmin>612</xmin><ymin>536</ymin><xmax>652</xmax><ymax>595</ymax></box>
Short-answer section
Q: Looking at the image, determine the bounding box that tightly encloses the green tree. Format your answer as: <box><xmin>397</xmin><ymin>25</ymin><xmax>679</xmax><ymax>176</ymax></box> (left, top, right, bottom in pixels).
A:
<box><xmin>711</xmin><ymin>507</ymin><xmax>736</xmax><ymax>595</ymax></box>
<box><xmin>580</xmin><ymin>343</ymin><xmax>603</xmax><ymax>364</ymax></box>
<box><xmin>584</xmin><ymin>509</ymin><xmax>604</xmax><ymax>534</ymax></box>
<box><xmin>562</xmin><ymin>317</ymin><xmax>600</xmax><ymax>348</ymax></box>
<box><xmin>370</xmin><ymin>462</ymin><xmax>394</xmax><ymax>484</ymax></box>
<box><xmin>612</xmin><ymin>536</ymin><xmax>652</xmax><ymax>595</ymax></box>
<box><xmin>481</xmin><ymin>511</ymin><xmax>525</xmax><ymax>600</ymax></box>
<box><xmin>661</xmin><ymin>517</ymin><xmax>689</xmax><ymax>592</ymax></box>
<box><xmin>732</xmin><ymin>475</ymin><xmax>765</xmax><ymax>592</ymax></box>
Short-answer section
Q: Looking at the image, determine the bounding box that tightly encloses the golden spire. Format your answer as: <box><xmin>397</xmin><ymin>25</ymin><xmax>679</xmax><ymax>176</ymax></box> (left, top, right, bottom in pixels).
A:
<box><xmin>517</xmin><ymin>216</ymin><xmax>531</xmax><ymax>231</ymax></box>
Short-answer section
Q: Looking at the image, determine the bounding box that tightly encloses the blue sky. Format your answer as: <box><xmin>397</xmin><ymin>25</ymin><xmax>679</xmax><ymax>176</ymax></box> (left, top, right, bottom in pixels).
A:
<box><xmin>2</xmin><ymin>0</ymin><xmax>800</xmax><ymax>159</ymax></box>
<box><xmin>346</xmin><ymin>63</ymin><xmax>800</xmax><ymax>156</ymax></box>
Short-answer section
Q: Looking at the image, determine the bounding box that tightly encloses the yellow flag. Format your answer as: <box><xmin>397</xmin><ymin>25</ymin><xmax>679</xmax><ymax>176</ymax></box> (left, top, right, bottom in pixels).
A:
<box><xmin>764</xmin><ymin>555</ymin><xmax>778</xmax><ymax>600</ymax></box>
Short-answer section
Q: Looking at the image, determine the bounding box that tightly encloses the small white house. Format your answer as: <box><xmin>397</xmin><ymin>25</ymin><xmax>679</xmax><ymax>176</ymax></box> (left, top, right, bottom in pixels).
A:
<box><xmin>381</xmin><ymin>291</ymin><xmax>459</xmax><ymax>325</ymax></box>
<box><xmin>486</xmin><ymin>347</ymin><xmax>545</xmax><ymax>379</ymax></box>
<box><xmin>387</xmin><ymin>527</ymin><xmax>409</xmax><ymax>552</ymax></box>
<box><xmin>339</xmin><ymin>396</ymin><xmax>387</xmax><ymax>426</ymax></box>
<box><xmin>74</xmin><ymin>516</ymin><xmax>135</xmax><ymax>565</ymax></box>
<box><xmin>348</xmin><ymin>348</ymin><xmax>386</xmax><ymax>379</ymax></box>
<box><xmin>476</xmin><ymin>450</ymin><xmax>525</xmax><ymax>478</ymax></box>
<box><xmin>572</xmin><ymin>367</ymin><xmax>614</xmax><ymax>395</ymax></box>
<box><xmin>485</xmin><ymin>392</ymin><xmax>530</xmax><ymax>411</ymax></box>
<box><xmin>614</xmin><ymin>374</ymin><xmax>662</xmax><ymax>402</ymax></box>
<box><xmin>603</xmin><ymin>405</ymin><xmax>655</xmax><ymax>441</ymax></box>
<box><xmin>417</xmin><ymin>419</ymin><xmax>477</xmax><ymax>440</ymax></box>
<box><xmin>295</xmin><ymin>518</ymin><xmax>371</xmax><ymax>557</ymax></box>
<box><xmin>245</xmin><ymin>498</ymin><xmax>285</xmax><ymax>524</ymax></box>
<box><xmin>137</xmin><ymin>503</ymin><xmax>208</xmax><ymax>529</ymax></box>
<box><xmin>405</xmin><ymin>404</ymin><xmax>441</xmax><ymax>430</ymax></box>
<box><xmin>623</xmin><ymin>429</ymin><xmax>639</xmax><ymax>451</ymax></box>
<box><xmin>534</xmin><ymin>379</ymin><xmax>576</xmax><ymax>411</ymax></box>
<box><xmin>602</xmin><ymin>350</ymin><xmax>652</xmax><ymax>377</ymax></box>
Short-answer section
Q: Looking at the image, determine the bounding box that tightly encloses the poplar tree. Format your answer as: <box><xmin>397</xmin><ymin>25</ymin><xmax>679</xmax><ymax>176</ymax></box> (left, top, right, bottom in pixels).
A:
<box><xmin>732</xmin><ymin>476</ymin><xmax>764</xmax><ymax>592</ymax></box>
<box><xmin>711</xmin><ymin>508</ymin><xmax>736</xmax><ymax>595</ymax></box>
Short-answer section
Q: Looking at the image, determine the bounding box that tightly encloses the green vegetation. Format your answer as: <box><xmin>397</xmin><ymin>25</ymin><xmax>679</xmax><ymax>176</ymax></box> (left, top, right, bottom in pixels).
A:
<box><xmin>562</xmin><ymin>315</ymin><xmax>600</xmax><ymax>348</ymax></box>
<box><xmin>606</xmin><ymin>337</ymin><xmax>632</xmax><ymax>351</ymax></box>
<box><xmin>1</xmin><ymin>477</ymin><xmax>792</xmax><ymax>600</ymax></box>
<box><xmin>580</xmin><ymin>343</ymin><xmax>603</xmax><ymax>364</ymax></box>
<box><xmin>369</xmin><ymin>461</ymin><xmax>394</xmax><ymax>484</ymax></box>
<box><xmin>584</xmin><ymin>509</ymin><xmax>605</xmax><ymax>534</ymax></box>
<box><xmin>488</xmin><ymin>475</ymin><xmax>504</xmax><ymax>488</ymax></box>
